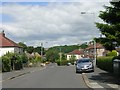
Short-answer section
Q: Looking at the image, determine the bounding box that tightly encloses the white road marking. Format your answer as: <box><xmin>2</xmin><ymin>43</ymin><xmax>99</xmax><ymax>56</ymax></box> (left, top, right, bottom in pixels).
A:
<box><xmin>90</xmin><ymin>82</ymin><xmax>104</xmax><ymax>88</ymax></box>
<box><xmin>107</xmin><ymin>84</ymin><xmax>119</xmax><ymax>88</ymax></box>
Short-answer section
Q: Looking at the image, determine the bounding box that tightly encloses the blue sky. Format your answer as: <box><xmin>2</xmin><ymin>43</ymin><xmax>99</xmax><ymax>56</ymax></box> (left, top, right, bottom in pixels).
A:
<box><xmin>1</xmin><ymin>1</ymin><xmax>110</xmax><ymax>47</ymax></box>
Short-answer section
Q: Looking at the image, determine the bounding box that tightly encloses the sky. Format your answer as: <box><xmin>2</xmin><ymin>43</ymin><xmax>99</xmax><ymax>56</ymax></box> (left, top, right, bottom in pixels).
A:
<box><xmin>0</xmin><ymin>0</ymin><xmax>111</xmax><ymax>48</ymax></box>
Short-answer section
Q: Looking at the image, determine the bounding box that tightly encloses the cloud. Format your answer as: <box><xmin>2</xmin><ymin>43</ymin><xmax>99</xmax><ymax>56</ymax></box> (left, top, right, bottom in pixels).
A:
<box><xmin>1</xmin><ymin>2</ymin><xmax>110</xmax><ymax>47</ymax></box>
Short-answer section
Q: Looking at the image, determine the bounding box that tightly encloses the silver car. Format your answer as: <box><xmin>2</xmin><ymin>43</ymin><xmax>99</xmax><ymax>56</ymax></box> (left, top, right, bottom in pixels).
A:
<box><xmin>76</xmin><ymin>58</ymin><xmax>94</xmax><ymax>73</ymax></box>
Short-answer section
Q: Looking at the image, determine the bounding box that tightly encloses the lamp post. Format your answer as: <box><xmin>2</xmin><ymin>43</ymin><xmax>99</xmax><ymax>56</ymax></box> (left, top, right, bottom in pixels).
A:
<box><xmin>41</xmin><ymin>43</ymin><xmax>43</xmax><ymax>62</ymax></box>
<box><xmin>40</xmin><ymin>42</ymin><xmax>48</xmax><ymax>63</ymax></box>
<box><xmin>59</xmin><ymin>47</ymin><xmax>62</xmax><ymax>66</ymax></box>
<box><xmin>81</xmin><ymin>12</ymin><xmax>97</xmax><ymax>67</ymax></box>
<box><xmin>113</xmin><ymin>41</ymin><xmax>120</xmax><ymax>56</ymax></box>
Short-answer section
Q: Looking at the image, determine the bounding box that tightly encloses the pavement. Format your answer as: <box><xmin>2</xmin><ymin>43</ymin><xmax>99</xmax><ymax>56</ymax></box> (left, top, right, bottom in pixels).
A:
<box><xmin>1</xmin><ymin>66</ymin><xmax>46</xmax><ymax>82</ymax></box>
<box><xmin>82</xmin><ymin>67</ymin><xmax>120</xmax><ymax>90</ymax></box>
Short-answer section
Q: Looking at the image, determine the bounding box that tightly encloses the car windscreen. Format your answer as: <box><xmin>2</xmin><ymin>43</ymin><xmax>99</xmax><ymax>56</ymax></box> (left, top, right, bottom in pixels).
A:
<box><xmin>77</xmin><ymin>59</ymin><xmax>91</xmax><ymax>63</ymax></box>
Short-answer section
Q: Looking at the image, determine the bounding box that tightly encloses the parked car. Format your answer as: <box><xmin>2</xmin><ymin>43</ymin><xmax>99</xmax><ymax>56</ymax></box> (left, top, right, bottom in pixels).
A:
<box><xmin>76</xmin><ymin>58</ymin><xmax>94</xmax><ymax>73</ymax></box>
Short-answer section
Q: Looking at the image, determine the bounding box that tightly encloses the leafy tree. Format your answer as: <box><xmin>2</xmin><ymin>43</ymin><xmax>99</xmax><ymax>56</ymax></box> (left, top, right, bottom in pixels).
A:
<box><xmin>26</xmin><ymin>46</ymin><xmax>34</xmax><ymax>54</ymax></box>
<box><xmin>96</xmin><ymin>1</ymin><xmax>120</xmax><ymax>51</ymax></box>
<box><xmin>80</xmin><ymin>43</ymin><xmax>88</xmax><ymax>49</ymax></box>
<box><xmin>33</xmin><ymin>46</ymin><xmax>45</xmax><ymax>55</ymax></box>
<box><xmin>18</xmin><ymin>42</ymin><xmax>27</xmax><ymax>51</ymax></box>
<box><xmin>46</xmin><ymin>49</ymin><xmax>59</xmax><ymax>62</ymax></box>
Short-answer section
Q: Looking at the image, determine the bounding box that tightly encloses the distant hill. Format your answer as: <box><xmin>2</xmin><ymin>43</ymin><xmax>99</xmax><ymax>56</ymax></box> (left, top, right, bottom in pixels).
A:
<box><xmin>47</xmin><ymin>44</ymin><xmax>88</xmax><ymax>53</ymax></box>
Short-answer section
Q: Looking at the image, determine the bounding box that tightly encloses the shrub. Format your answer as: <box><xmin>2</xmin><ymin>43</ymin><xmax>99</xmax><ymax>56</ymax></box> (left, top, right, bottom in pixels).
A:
<box><xmin>2</xmin><ymin>55</ymin><xmax>11</xmax><ymax>72</ymax></box>
<box><xmin>56</xmin><ymin>60</ymin><xmax>69</xmax><ymax>66</ymax></box>
<box><xmin>1</xmin><ymin>52</ymin><xmax>27</xmax><ymax>72</ymax></box>
<box><xmin>14</xmin><ymin>54</ymin><xmax>23</xmax><ymax>70</ymax></box>
<box><xmin>107</xmin><ymin>50</ymin><xmax>118</xmax><ymax>56</ymax></box>
<box><xmin>97</xmin><ymin>56</ymin><xmax>114</xmax><ymax>73</ymax></box>
<box><xmin>113</xmin><ymin>55</ymin><xmax>120</xmax><ymax>60</ymax></box>
<box><xmin>20</xmin><ymin>53</ymin><xmax>28</xmax><ymax>64</ymax></box>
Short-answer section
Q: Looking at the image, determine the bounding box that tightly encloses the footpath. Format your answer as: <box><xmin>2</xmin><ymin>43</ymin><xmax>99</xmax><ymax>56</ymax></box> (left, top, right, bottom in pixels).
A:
<box><xmin>1</xmin><ymin>66</ymin><xmax>45</xmax><ymax>82</ymax></box>
<box><xmin>82</xmin><ymin>67</ymin><xmax>120</xmax><ymax>90</ymax></box>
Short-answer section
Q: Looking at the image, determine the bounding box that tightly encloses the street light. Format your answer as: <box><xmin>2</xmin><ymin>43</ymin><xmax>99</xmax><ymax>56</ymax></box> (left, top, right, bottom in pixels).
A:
<box><xmin>59</xmin><ymin>46</ymin><xmax>62</xmax><ymax>65</ymax></box>
<box><xmin>113</xmin><ymin>41</ymin><xmax>120</xmax><ymax>56</ymax></box>
<box><xmin>41</xmin><ymin>43</ymin><xmax>43</xmax><ymax>62</ymax></box>
<box><xmin>81</xmin><ymin>12</ymin><xmax>97</xmax><ymax>67</ymax></box>
<box><xmin>40</xmin><ymin>42</ymin><xmax>48</xmax><ymax>63</ymax></box>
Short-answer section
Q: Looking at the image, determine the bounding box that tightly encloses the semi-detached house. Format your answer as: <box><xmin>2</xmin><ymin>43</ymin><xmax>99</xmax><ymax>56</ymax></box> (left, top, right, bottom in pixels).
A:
<box><xmin>0</xmin><ymin>31</ymin><xmax>23</xmax><ymax>57</ymax></box>
<box><xmin>67</xmin><ymin>49</ymin><xmax>84</xmax><ymax>60</ymax></box>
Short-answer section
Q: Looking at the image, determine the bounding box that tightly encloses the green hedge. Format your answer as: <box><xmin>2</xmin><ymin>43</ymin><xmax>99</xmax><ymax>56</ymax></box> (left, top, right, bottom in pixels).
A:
<box><xmin>107</xmin><ymin>50</ymin><xmax>118</xmax><ymax>56</ymax></box>
<box><xmin>1</xmin><ymin>52</ymin><xmax>28</xmax><ymax>72</ymax></box>
<box><xmin>56</xmin><ymin>60</ymin><xmax>69</xmax><ymax>66</ymax></box>
<box><xmin>97</xmin><ymin>56</ymin><xmax>114</xmax><ymax>73</ymax></box>
<box><xmin>2</xmin><ymin>55</ymin><xmax>11</xmax><ymax>72</ymax></box>
<box><xmin>56</xmin><ymin>59</ymin><xmax>76</xmax><ymax>66</ymax></box>
<box><xmin>112</xmin><ymin>55</ymin><xmax>120</xmax><ymax>60</ymax></box>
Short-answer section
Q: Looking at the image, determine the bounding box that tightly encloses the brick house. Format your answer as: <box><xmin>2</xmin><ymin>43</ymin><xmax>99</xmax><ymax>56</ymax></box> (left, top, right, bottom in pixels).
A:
<box><xmin>0</xmin><ymin>31</ymin><xmax>23</xmax><ymax>57</ymax></box>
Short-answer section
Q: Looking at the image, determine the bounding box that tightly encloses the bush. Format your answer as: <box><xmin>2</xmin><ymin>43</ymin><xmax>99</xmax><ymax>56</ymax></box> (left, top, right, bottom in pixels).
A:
<box><xmin>14</xmin><ymin>54</ymin><xmax>23</xmax><ymax>70</ymax></box>
<box><xmin>1</xmin><ymin>52</ymin><xmax>28</xmax><ymax>72</ymax></box>
<box><xmin>107</xmin><ymin>50</ymin><xmax>118</xmax><ymax>56</ymax></box>
<box><xmin>113</xmin><ymin>55</ymin><xmax>120</xmax><ymax>60</ymax></box>
<box><xmin>56</xmin><ymin>60</ymin><xmax>69</xmax><ymax>66</ymax></box>
<box><xmin>97</xmin><ymin>56</ymin><xmax>114</xmax><ymax>73</ymax></box>
<box><xmin>2</xmin><ymin>55</ymin><xmax>11</xmax><ymax>72</ymax></box>
<box><xmin>20</xmin><ymin>53</ymin><xmax>28</xmax><ymax>64</ymax></box>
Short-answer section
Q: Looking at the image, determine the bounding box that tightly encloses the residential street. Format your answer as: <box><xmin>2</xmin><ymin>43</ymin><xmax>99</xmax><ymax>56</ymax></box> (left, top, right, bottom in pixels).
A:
<box><xmin>2</xmin><ymin>64</ymin><xmax>88</xmax><ymax>88</ymax></box>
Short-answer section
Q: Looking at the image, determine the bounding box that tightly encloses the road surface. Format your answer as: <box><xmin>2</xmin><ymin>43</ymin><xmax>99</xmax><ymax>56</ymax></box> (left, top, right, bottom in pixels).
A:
<box><xmin>2</xmin><ymin>64</ymin><xmax>88</xmax><ymax>88</ymax></box>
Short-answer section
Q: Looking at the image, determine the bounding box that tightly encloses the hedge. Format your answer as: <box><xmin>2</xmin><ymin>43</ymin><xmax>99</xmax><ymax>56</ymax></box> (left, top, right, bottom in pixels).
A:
<box><xmin>2</xmin><ymin>55</ymin><xmax>11</xmax><ymax>72</ymax></box>
<box><xmin>97</xmin><ymin>56</ymin><xmax>114</xmax><ymax>73</ymax></box>
<box><xmin>56</xmin><ymin>60</ymin><xmax>69</xmax><ymax>66</ymax></box>
<box><xmin>1</xmin><ymin>53</ymin><xmax>28</xmax><ymax>72</ymax></box>
<box><xmin>56</xmin><ymin>59</ymin><xmax>76</xmax><ymax>66</ymax></box>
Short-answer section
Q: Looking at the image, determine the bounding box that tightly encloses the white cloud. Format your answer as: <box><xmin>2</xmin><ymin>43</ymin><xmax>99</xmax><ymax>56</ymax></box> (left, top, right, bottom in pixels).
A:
<box><xmin>1</xmin><ymin>2</ymin><xmax>110</xmax><ymax>47</ymax></box>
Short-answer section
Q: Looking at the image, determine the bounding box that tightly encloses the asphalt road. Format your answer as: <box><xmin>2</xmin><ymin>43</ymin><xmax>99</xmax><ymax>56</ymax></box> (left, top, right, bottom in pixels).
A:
<box><xmin>2</xmin><ymin>64</ymin><xmax>88</xmax><ymax>88</ymax></box>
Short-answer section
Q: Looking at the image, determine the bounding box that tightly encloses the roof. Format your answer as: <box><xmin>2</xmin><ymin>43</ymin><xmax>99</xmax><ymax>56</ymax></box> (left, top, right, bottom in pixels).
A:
<box><xmin>86</xmin><ymin>43</ymin><xmax>104</xmax><ymax>50</ymax></box>
<box><xmin>0</xmin><ymin>32</ymin><xmax>21</xmax><ymax>48</ymax></box>
<box><xmin>68</xmin><ymin>49</ymin><xmax>83</xmax><ymax>55</ymax></box>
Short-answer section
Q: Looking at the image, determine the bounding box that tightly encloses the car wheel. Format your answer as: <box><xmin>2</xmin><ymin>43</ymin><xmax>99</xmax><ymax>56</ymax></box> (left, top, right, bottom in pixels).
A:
<box><xmin>76</xmin><ymin>70</ymin><xmax>78</xmax><ymax>73</ymax></box>
<box><xmin>91</xmin><ymin>69</ymin><xmax>94</xmax><ymax>72</ymax></box>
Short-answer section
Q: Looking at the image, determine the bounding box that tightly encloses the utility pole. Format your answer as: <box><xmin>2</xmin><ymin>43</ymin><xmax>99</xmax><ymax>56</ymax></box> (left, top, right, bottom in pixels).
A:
<box><xmin>41</xmin><ymin>43</ymin><xmax>43</xmax><ymax>62</ymax></box>
<box><xmin>59</xmin><ymin>47</ymin><xmax>62</xmax><ymax>65</ymax></box>
<box><xmin>81</xmin><ymin>11</ymin><xmax>97</xmax><ymax>67</ymax></box>
<box><xmin>94</xmin><ymin>40</ymin><xmax>97</xmax><ymax>67</ymax></box>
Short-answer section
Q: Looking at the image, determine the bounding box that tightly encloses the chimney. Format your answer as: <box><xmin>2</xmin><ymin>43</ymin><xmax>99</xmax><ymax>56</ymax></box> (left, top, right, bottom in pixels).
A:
<box><xmin>1</xmin><ymin>30</ymin><xmax>5</xmax><ymax>37</ymax></box>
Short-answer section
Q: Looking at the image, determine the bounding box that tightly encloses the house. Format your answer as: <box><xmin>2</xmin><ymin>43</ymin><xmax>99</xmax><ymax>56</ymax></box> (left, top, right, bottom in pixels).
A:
<box><xmin>67</xmin><ymin>49</ymin><xmax>84</xmax><ymax>60</ymax></box>
<box><xmin>0</xmin><ymin>31</ymin><xmax>23</xmax><ymax>57</ymax></box>
<box><xmin>84</xmin><ymin>43</ymin><xmax>107</xmax><ymax>59</ymax></box>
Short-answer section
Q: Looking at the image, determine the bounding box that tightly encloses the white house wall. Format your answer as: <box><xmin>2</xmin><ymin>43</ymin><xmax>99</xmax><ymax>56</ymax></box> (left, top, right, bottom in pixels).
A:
<box><xmin>0</xmin><ymin>47</ymin><xmax>14</xmax><ymax>57</ymax></box>
<box><xmin>0</xmin><ymin>47</ymin><xmax>23</xmax><ymax>57</ymax></box>
<box><xmin>67</xmin><ymin>54</ymin><xmax>82</xmax><ymax>60</ymax></box>
<box><xmin>97</xmin><ymin>48</ymin><xmax>105</xmax><ymax>57</ymax></box>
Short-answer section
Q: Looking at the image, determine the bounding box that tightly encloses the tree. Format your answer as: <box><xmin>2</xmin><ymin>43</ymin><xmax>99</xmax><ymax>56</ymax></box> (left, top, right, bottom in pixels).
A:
<box><xmin>33</xmin><ymin>46</ymin><xmax>45</xmax><ymax>55</ymax></box>
<box><xmin>26</xmin><ymin>46</ymin><xmax>34</xmax><ymax>54</ymax></box>
<box><xmin>80</xmin><ymin>43</ymin><xmax>88</xmax><ymax>49</ymax></box>
<box><xmin>18</xmin><ymin>42</ymin><xmax>27</xmax><ymax>52</ymax></box>
<box><xmin>46</xmin><ymin>49</ymin><xmax>59</xmax><ymax>62</ymax></box>
<box><xmin>96</xmin><ymin>1</ymin><xmax>120</xmax><ymax>51</ymax></box>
